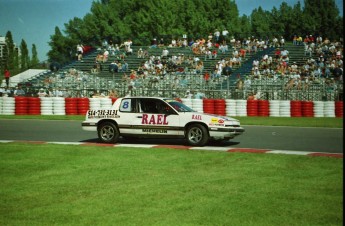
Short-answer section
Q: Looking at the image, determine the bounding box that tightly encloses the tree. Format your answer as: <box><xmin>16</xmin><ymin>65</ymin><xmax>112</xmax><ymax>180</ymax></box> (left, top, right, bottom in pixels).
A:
<box><xmin>303</xmin><ymin>0</ymin><xmax>341</xmax><ymax>39</ymax></box>
<box><xmin>20</xmin><ymin>39</ymin><xmax>30</xmax><ymax>70</ymax></box>
<box><xmin>251</xmin><ymin>7</ymin><xmax>271</xmax><ymax>38</ymax></box>
<box><xmin>31</xmin><ymin>44</ymin><xmax>40</xmax><ymax>67</ymax></box>
<box><xmin>5</xmin><ymin>31</ymin><xmax>15</xmax><ymax>69</ymax></box>
<box><xmin>48</xmin><ymin>26</ymin><xmax>70</xmax><ymax>64</ymax></box>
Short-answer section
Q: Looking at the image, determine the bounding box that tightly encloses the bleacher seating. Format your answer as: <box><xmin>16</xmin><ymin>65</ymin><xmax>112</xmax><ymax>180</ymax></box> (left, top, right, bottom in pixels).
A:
<box><xmin>15</xmin><ymin>41</ymin><xmax>342</xmax><ymax>101</ymax></box>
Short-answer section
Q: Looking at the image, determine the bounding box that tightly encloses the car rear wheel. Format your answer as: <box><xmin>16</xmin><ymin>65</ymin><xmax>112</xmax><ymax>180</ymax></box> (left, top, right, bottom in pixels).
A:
<box><xmin>98</xmin><ymin>122</ymin><xmax>120</xmax><ymax>143</ymax></box>
<box><xmin>186</xmin><ymin>124</ymin><xmax>209</xmax><ymax>146</ymax></box>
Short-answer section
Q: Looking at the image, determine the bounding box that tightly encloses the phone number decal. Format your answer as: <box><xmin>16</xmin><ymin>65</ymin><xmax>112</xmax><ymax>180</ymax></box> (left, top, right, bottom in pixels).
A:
<box><xmin>88</xmin><ymin>110</ymin><xmax>119</xmax><ymax>118</ymax></box>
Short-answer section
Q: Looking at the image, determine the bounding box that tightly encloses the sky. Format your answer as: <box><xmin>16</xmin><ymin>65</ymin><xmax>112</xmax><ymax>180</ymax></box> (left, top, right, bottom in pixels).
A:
<box><xmin>0</xmin><ymin>0</ymin><xmax>343</xmax><ymax>61</ymax></box>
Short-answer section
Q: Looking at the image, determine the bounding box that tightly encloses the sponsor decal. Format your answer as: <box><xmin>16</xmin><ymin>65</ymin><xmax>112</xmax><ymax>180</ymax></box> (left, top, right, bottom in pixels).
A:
<box><xmin>142</xmin><ymin>114</ymin><xmax>168</xmax><ymax>125</ymax></box>
<box><xmin>218</xmin><ymin>119</ymin><xmax>224</xmax><ymax>123</ymax></box>
<box><xmin>209</xmin><ymin>123</ymin><xmax>225</xmax><ymax>126</ymax></box>
<box><xmin>211</xmin><ymin>118</ymin><xmax>219</xmax><ymax>123</ymax></box>
<box><xmin>142</xmin><ymin>129</ymin><xmax>168</xmax><ymax>134</ymax></box>
<box><xmin>88</xmin><ymin>110</ymin><xmax>119</xmax><ymax>119</ymax></box>
<box><xmin>192</xmin><ymin>115</ymin><xmax>202</xmax><ymax>120</ymax></box>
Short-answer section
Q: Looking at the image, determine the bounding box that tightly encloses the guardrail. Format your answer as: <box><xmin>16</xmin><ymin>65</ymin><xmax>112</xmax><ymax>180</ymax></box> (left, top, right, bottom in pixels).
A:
<box><xmin>0</xmin><ymin>97</ymin><xmax>342</xmax><ymax>118</ymax></box>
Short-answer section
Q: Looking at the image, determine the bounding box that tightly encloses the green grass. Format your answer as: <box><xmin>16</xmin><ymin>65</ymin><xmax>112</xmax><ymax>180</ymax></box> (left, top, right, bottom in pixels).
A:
<box><xmin>0</xmin><ymin>115</ymin><xmax>343</xmax><ymax>128</ymax></box>
<box><xmin>0</xmin><ymin>143</ymin><xmax>343</xmax><ymax>226</ymax></box>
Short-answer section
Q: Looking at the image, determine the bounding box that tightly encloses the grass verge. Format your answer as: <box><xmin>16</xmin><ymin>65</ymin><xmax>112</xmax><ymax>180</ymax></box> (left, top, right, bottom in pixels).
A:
<box><xmin>0</xmin><ymin>143</ymin><xmax>343</xmax><ymax>226</ymax></box>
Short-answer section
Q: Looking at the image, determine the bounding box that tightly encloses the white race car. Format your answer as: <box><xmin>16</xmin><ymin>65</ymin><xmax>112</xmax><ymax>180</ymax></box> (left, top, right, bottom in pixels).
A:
<box><xmin>82</xmin><ymin>97</ymin><xmax>244</xmax><ymax>146</ymax></box>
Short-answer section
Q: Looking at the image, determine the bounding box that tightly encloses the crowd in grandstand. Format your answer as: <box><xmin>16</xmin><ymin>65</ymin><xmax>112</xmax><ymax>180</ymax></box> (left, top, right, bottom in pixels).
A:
<box><xmin>2</xmin><ymin>30</ymin><xmax>342</xmax><ymax>100</ymax></box>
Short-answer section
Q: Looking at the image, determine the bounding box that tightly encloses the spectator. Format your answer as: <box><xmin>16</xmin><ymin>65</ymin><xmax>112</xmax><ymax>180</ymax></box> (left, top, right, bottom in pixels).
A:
<box><xmin>121</xmin><ymin>60</ymin><xmax>128</xmax><ymax>72</ymax></box>
<box><xmin>222</xmin><ymin>28</ymin><xmax>229</xmax><ymax>44</ymax></box>
<box><xmin>37</xmin><ymin>88</ymin><xmax>47</xmax><ymax>97</ymax></box>
<box><xmin>214</xmin><ymin>29</ymin><xmax>220</xmax><ymax>43</ymax></box>
<box><xmin>184</xmin><ymin>90</ymin><xmax>193</xmax><ymax>99</ymax></box>
<box><xmin>76</xmin><ymin>44</ymin><xmax>84</xmax><ymax>61</ymax></box>
<box><xmin>109</xmin><ymin>61</ymin><xmax>118</xmax><ymax>73</ymax></box>
<box><xmin>137</xmin><ymin>48</ymin><xmax>144</xmax><ymax>58</ymax></box>
<box><xmin>4</xmin><ymin>68</ymin><xmax>10</xmax><ymax>88</ymax></box>
<box><xmin>194</xmin><ymin>90</ymin><xmax>206</xmax><ymax>99</ymax></box>
<box><xmin>108</xmin><ymin>89</ymin><xmax>119</xmax><ymax>98</ymax></box>
<box><xmin>150</xmin><ymin>38</ymin><xmax>158</xmax><ymax>48</ymax></box>
<box><xmin>14</xmin><ymin>86</ymin><xmax>26</xmax><ymax>96</ymax></box>
<box><xmin>161</xmin><ymin>48</ymin><xmax>169</xmax><ymax>59</ymax></box>
<box><xmin>103</xmin><ymin>49</ymin><xmax>109</xmax><ymax>62</ymax></box>
<box><xmin>158</xmin><ymin>38</ymin><xmax>165</xmax><ymax>47</ymax></box>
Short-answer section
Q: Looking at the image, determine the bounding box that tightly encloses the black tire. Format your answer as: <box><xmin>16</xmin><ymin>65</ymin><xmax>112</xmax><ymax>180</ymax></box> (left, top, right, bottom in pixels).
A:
<box><xmin>186</xmin><ymin>124</ymin><xmax>209</xmax><ymax>146</ymax></box>
<box><xmin>97</xmin><ymin>122</ymin><xmax>120</xmax><ymax>143</ymax></box>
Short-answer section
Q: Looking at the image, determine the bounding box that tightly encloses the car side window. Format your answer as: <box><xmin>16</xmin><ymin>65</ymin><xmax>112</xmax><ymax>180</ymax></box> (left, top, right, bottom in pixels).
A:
<box><xmin>140</xmin><ymin>99</ymin><xmax>158</xmax><ymax>113</ymax></box>
<box><xmin>140</xmin><ymin>99</ymin><xmax>176</xmax><ymax>114</ymax></box>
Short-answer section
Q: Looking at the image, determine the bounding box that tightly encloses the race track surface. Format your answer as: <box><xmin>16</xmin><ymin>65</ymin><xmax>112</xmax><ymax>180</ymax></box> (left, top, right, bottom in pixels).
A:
<box><xmin>0</xmin><ymin>119</ymin><xmax>343</xmax><ymax>156</ymax></box>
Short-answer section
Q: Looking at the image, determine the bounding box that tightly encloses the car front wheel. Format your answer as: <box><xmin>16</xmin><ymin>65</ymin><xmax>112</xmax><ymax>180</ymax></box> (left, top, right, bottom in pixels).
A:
<box><xmin>186</xmin><ymin>124</ymin><xmax>209</xmax><ymax>146</ymax></box>
<box><xmin>98</xmin><ymin>122</ymin><xmax>120</xmax><ymax>143</ymax></box>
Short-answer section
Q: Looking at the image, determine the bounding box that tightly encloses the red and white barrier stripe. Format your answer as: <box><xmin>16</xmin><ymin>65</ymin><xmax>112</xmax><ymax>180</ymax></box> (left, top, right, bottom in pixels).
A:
<box><xmin>0</xmin><ymin>97</ymin><xmax>343</xmax><ymax>117</ymax></box>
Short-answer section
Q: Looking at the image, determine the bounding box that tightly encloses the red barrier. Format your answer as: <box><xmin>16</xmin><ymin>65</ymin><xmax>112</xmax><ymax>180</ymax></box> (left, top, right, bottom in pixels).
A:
<box><xmin>258</xmin><ymin>100</ymin><xmax>270</xmax><ymax>117</ymax></box>
<box><xmin>214</xmin><ymin>99</ymin><xmax>226</xmax><ymax>116</ymax></box>
<box><xmin>111</xmin><ymin>98</ymin><xmax>118</xmax><ymax>104</ymax></box>
<box><xmin>335</xmin><ymin>101</ymin><xmax>343</xmax><ymax>118</ymax></box>
<box><xmin>203</xmin><ymin>99</ymin><xmax>215</xmax><ymax>114</ymax></box>
<box><xmin>15</xmin><ymin>96</ymin><xmax>28</xmax><ymax>115</ymax></box>
<box><xmin>28</xmin><ymin>97</ymin><xmax>41</xmax><ymax>115</ymax></box>
<box><xmin>77</xmin><ymin>98</ymin><xmax>90</xmax><ymax>115</ymax></box>
<box><xmin>290</xmin><ymin>100</ymin><xmax>302</xmax><ymax>117</ymax></box>
<box><xmin>65</xmin><ymin>98</ymin><xmax>78</xmax><ymax>115</ymax></box>
<box><xmin>302</xmin><ymin>101</ymin><xmax>314</xmax><ymax>117</ymax></box>
<box><xmin>246</xmin><ymin>100</ymin><xmax>258</xmax><ymax>116</ymax></box>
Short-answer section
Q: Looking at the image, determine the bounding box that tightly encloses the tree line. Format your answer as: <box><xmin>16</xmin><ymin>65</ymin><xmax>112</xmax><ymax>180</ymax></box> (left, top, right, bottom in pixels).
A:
<box><xmin>1</xmin><ymin>31</ymin><xmax>40</xmax><ymax>75</ymax></box>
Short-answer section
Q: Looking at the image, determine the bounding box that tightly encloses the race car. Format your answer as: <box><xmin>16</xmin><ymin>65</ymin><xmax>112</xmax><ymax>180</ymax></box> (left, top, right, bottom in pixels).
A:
<box><xmin>82</xmin><ymin>97</ymin><xmax>244</xmax><ymax>146</ymax></box>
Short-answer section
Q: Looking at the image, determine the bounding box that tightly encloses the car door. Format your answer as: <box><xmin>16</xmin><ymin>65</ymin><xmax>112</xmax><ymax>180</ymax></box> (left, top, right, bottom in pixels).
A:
<box><xmin>131</xmin><ymin>98</ymin><xmax>183</xmax><ymax>137</ymax></box>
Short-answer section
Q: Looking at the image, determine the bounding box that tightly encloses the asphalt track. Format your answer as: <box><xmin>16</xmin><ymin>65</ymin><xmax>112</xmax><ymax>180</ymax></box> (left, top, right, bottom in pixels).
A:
<box><xmin>0</xmin><ymin>119</ymin><xmax>342</xmax><ymax>155</ymax></box>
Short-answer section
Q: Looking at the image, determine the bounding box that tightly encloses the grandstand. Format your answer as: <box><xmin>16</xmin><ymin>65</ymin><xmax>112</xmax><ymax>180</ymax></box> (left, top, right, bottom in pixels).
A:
<box><xmin>14</xmin><ymin>40</ymin><xmax>343</xmax><ymax>101</ymax></box>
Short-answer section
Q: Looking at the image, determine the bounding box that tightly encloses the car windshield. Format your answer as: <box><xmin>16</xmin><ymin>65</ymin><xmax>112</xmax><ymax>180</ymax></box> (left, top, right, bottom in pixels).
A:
<box><xmin>165</xmin><ymin>99</ymin><xmax>195</xmax><ymax>112</ymax></box>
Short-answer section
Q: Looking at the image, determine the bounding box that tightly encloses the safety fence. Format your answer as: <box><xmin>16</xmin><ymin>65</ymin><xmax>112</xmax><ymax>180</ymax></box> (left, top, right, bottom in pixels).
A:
<box><xmin>0</xmin><ymin>97</ymin><xmax>343</xmax><ymax>118</ymax></box>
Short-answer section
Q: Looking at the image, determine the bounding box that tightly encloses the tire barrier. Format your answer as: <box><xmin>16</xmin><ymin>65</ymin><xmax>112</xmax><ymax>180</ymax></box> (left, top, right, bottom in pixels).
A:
<box><xmin>247</xmin><ymin>100</ymin><xmax>258</xmax><ymax>117</ymax></box>
<box><xmin>15</xmin><ymin>96</ymin><xmax>28</xmax><ymax>115</ymax></box>
<box><xmin>313</xmin><ymin>101</ymin><xmax>324</xmax><ymax>117</ymax></box>
<box><xmin>100</xmin><ymin>97</ymin><xmax>112</xmax><ymax>109</ymax></box>
<box><xmin>53</xmin><ymin>97</ymin><xmax>66</xmax><ymax>115</ymax></box>
<box><xmin>258</xmin><ymin>100</ymin><xmax>270</xmax><ymax>117</ymax></box>
<box><xmin>280</xmin><ymin>100</ymin><xmax>291</xmax><ymax>117</ymax></box>
<box><xmin>110</xmin><ymin>98</ymin><xmax>118</xmax><ymax>104</ymax></box>
<box><xmin>335</xmin><ymin>101</ymin><xmax>343</xmax><ymax>118</ymax></box>
<box><xmin>236</xmin><ymin>100</ymin><xmax>247</xmax><ymax>116</ymax></box>
<box><xmin>28</xmin><ymin>97</ymin><xmax>41</xmax><ymax>115</ymax></box>
<box><xmin>290</xmin><ymin>100</ymin><xmax>302</xmax><ymax>117</ymax></box>
<box><xmin>192</xmin><ymin>99</ymin><xmax>203</xmax><ymax>113</ymax></box>
<box><xmin>0</xmin><ymin>97</ymin><xmax>342</xmax><ymax>118</ymax></box>
<box><xmin>77</xmin><ymin>98</ymin><xmax>90</xmax><ymax>115</ymax></box>
<box><xmin>1</xmin><ymin>97</ymin><xmax>15</xmax><ymax>115</ymax></box>
<box><xmin>40</xmin><ymin>97</ymin><xmax>53</xmax><ymax>115</ymax></box>
<box><xmin>214</xmin><ymin>99</ymin><xmax>226</xmax><ymax>116</ymax></box>
<box><xmin>269</xmin><ymin>100</ymin><xmax>280</xmax><ymax>117</ymax></box>
<box><xmin>225</xmin><ymin>99</ymin><xmax>236</xmax><ymax>116</ymax></box>
<box><xmin>65</xmin><ymin>98</ymin><xmax>78</xmax><ymax>115</ymax></box>
<box><xmin>89</xmin><ymin>98</ymin><xmax>101</xmax><ymax>110</ymax></box>
<box><xmin>202</xmin><ymin>99</ymin><xmax>215</xmax><ymax>114</ymax></box>
<box><xmin>302</xmin><ymin>101</ymin><xmax>314</xmax><ymax>117</ymax></box>
<box><xmin>323</xmin><ymin>101</ymin><xmax>335</xmax><ymax>118</ymax></box>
